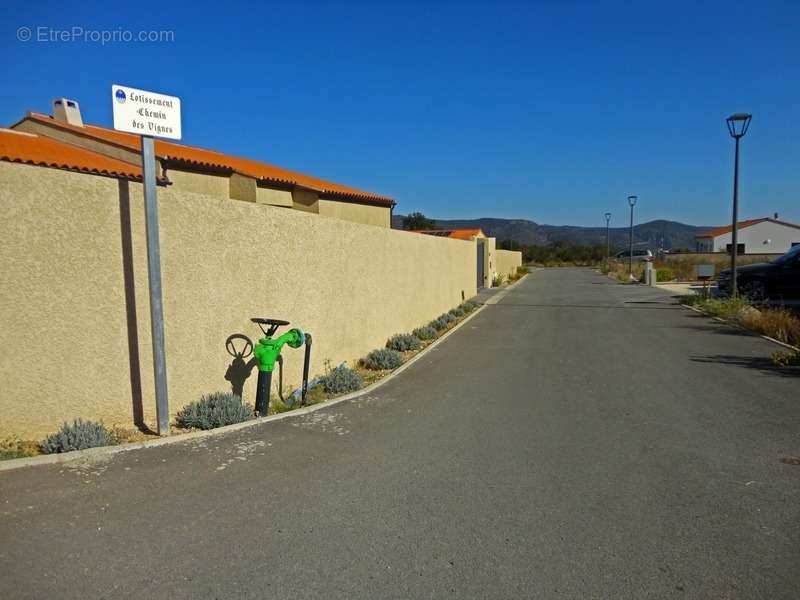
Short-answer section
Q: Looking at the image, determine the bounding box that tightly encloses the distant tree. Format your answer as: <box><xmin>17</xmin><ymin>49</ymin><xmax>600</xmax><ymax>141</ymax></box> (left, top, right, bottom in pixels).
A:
<box><xmin>499</xmin><ymin>239</ymin><xmax>521</xmax><ymax>251</ymax></box>
<box><xmin>520</xmin><ymin>242</ymin><xmax>607</xmax><ymax>266</ymax></box>
<box><xmin>402</xmin><ymin>212</ymin><xmax>436</xmax><ymax>231</ymax></box>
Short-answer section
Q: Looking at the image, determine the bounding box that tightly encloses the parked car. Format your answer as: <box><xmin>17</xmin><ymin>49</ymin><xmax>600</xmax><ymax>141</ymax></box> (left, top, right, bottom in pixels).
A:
<box><xmin>717</xmin><ymin>244</ymin><xmax>800</xmax><ymax>302</ymax></box>
<box><xmin>614</xmin><ymin>249</ymin><xmax>653</xmax><ymax>262</ymax></box>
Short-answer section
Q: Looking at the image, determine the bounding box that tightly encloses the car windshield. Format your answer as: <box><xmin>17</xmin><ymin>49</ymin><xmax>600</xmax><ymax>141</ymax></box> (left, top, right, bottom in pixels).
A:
<box><xmin>773</xmin><ymin>245</ymin><xmax>800</xmax><ymax>264</ymax></box>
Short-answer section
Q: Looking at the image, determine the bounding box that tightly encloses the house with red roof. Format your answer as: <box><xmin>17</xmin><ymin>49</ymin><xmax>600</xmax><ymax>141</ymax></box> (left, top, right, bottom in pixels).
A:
<box><xmin>695</xmin><ymin>216</ymin><xmax>800</xmax><ymax>254</ymax></box>
<box><xmin>8</xmin><ymin>98</ymin><xmax>395</xmax><ymax>228</ymax></box>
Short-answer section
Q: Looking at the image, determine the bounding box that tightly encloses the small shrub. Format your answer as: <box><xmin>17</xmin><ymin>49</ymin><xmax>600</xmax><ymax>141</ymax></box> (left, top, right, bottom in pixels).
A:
<box><xmin>508</xmin><ymin>266</ymin><xmax>528</xmax><ymax>282</ymax></box>
<box><xmin>413</xmin><ymin>326</ymin><xmax>437</xmax><ymax>340</ymax></box>
<box><xmin>321</xmin><ymin>363</ymin><xmax>363</xmax><ymax>394</ymax></box>
<box><xmin>449</xmin><ymin>307</ymin><xmax>465</xmax><ymax>318</ymax></box>
<box><xmin>387</xmin><ymin>333</ymin><xmax>422</xmax><ymax>352</ymax></box>
<box><xmin>699</xmin><ymin>297</ymin><xmax>751</xmax><ymax>320</ymax></box>
<box><xmin>441</xmin><ymin>312</ymin><xmax>456</xmax><ymax>324</ymax></box>
<box><xmin>656</xmin><ymin>268</ymin><xmax>675</xmax><ymax>282</ymax></box>
<box><xmin>270</xmin><ymin>397</ymin><xmax>295</xmax><ymax>414</ymax></box>
<box><xmin>492</xmin><ymin>273</ymin><xmax>504</xmax><ymax>287</ymax></box>
<box><xmin>430</xmin><ymin>317</ymin><xmax>448</xmax><ymax>331</ymax></box>
<box><xmin>176</xmin><ymin>391</ymin><xmax>254</xmax><ymax>429</ymax></box>
<box><xmin>771</xmin><ymin>350</ymin><xmax>800</xmax><ymax>367</ymax></box>
<box><xmin>41</xmin><ymin>419</ymin><xmax>113</xmax><ymax>454</ymax></box>
<box><xmin>361</xmin><ymin>348</ymin><xmax>404</xmax><ymax>370</ymax></box>
<box><xmin>460</xmin><ymin>300</ymin><xmax>478</xmax><ymax>313</ymax></box>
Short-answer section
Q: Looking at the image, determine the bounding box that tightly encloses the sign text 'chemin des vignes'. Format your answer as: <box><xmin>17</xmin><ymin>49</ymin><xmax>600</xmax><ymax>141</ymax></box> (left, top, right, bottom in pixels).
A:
<box><xmin>112</xmin><ymin>84</ymin><xmax>181</xmax><ymax>140</ymax></box>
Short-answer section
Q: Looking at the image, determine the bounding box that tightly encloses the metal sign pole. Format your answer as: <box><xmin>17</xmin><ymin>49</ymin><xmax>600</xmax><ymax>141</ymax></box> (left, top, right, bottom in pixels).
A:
<box><xmin>141</xmin><ymin>135</ymin><xmax>170</xmax><ymax>435</ymax></box>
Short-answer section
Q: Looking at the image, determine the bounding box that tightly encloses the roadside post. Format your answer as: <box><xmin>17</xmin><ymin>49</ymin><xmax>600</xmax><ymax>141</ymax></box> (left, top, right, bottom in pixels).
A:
<box><xmin>112</xmin><ymin>85</ymin><xmax>182</xmax><ymax>435</ymax></box>
<box><xmin>725</xmin><ymin>113</ymin><xmax>752</xmax><ymax>298</ymax></box>
<box><xmin>627</xmin><ymin>195</ymin><xmax>637</xmax><ymax>276</ymax></box>
<box><xmin>644</xmin><ymin>261</ymin><xmax>656</xmax><ymax>286</ymax></box>
<box><xmin>696</xmin><ymin>264</ymin><xmax>714</xmax><ymax>299</ymax></box>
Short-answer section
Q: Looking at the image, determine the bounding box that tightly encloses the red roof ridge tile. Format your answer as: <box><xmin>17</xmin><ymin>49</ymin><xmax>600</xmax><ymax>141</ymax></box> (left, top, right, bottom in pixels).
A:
<box><xmin>0</xmin><ymin>127</ymin><xmax>146</xmax><ymax>181</ymax></box>
<box><xmin>696</xmin><ymin>218</ymin><xmax>770</xmax><ymax>238</ymax></box>
<box><xmin>19</xmin><ymin>112</ymin><xmax>394</xmax><ymax>205</ymax></box>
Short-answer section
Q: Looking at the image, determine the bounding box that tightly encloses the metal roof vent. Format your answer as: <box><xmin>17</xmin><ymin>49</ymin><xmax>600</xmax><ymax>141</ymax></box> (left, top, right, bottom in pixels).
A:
<box><xmin>52</xmin><ymin>98</ymin><xmax>83</xmax><ymax>127</ymax></box>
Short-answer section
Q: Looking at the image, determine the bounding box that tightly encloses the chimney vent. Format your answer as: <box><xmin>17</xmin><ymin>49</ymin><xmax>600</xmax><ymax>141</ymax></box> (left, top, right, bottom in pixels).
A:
<box><xmin>52</xmin><ymin>98</ymin><xmax>83</xmax><ymax>126</ymax></box>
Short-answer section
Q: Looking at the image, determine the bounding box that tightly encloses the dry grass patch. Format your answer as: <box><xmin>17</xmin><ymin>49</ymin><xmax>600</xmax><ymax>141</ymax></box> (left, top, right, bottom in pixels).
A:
<box><xmin>601</xmin><ymin>260</ymin><xmax>644</xmax><ymax>283</ymax></box>
<box><xmin>691</xmin><ymin>296</ymin><xmax>800</xmax><ymax>348</ymax></box>
<box><xmin>0</xmin><ymin>437</ymin><xmax>40</xmax><ymax>460</ymax></box>
<box><xmin>740</xmin><ymin>307</ymin><xmax>800</xmax><ymax>347</ymax></box>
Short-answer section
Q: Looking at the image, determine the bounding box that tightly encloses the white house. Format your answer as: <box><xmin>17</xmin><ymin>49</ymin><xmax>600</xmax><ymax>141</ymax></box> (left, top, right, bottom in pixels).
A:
<box><xmin>695</xmin><ymin>216</ymin><xmax>800</xmax><ymax>254</ymax></box>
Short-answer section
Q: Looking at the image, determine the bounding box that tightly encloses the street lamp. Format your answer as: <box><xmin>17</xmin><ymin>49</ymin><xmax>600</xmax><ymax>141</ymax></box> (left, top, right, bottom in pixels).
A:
<box><xmin>604</xmin><ymin>212</ymin><xmax>612</xmax><ymax>261</ymax></box>
<box><xmin>726</xmin><ymin>112</ymin><xmax>752</xmax><ymax>298</ymax></box>
<box><xmin>627</xmin><ymin>195</ymin><xmax>637</xmax><ymax>275</ymax></box>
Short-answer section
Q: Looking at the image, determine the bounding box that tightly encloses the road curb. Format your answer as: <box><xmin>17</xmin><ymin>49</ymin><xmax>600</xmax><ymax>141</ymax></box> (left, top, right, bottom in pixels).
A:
<box><xmin>0</xmin><ymin>297</ymin><xmax>493</xmax><ymax>473</ymax></box>
<box><xmin>679</xmin><ymin>303</ymin><xmax>800</xmax><ymax>352</ymax></box>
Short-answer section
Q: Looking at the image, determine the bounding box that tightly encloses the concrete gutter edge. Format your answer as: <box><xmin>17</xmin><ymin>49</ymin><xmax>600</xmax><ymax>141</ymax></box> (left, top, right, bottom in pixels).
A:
<box><xmin>679</xmin><ymin>303</ymin><xmax>800</xmax><ymax>352</ymax></box>
<box><xmin>0</xmin><ymin>285</ymin><xmax>514</xmax><ymax>473</ymax></box>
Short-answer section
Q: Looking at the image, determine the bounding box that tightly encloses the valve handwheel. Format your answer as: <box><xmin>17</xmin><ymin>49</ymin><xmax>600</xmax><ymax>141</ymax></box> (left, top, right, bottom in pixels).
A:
<box><xmin>251</xmin><ymin>317</ymin><xmax>290</xmax><ymax>337</ymax></box>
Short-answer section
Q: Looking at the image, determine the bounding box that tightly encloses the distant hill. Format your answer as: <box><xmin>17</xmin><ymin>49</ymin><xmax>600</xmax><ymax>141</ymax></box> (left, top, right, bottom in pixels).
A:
<box><xmin>392</xmin><ymin>215</ymin><xmax>713</xmax><ymax>250</ymax></box>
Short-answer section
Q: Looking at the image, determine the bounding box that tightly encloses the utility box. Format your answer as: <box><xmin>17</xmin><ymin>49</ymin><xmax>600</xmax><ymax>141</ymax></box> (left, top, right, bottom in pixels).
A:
<box><xmin>696</xmin><ymin>264</ymin><xmax>715</xmax><ymax>279</ymax></box>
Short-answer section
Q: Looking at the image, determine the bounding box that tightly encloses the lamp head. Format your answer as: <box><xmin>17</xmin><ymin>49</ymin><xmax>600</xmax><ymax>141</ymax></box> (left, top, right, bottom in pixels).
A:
<box><xmin>726</xmin><ymin>113</ymin><xmax>752</xmax><ymax>138</ymax></box>
<box><xmin>627</xmin><ymin>195</ymin><xmax>637</xmax><ymax>207</ymax></box>
<box><xmin>604</xmin><ymin>212</ymin><xmax>611</xmax><ymax>222</ymax></box>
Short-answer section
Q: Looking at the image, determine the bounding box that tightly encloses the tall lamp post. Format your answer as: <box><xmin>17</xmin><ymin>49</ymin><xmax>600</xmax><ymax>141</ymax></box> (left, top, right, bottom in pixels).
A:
<box><xmin>604</xmin><ymin>212</ymin><xmax>612</xmax><ymax>261</ymax></box>
<box><xmin>726</xmin><ymin>113</ymin><xmax>752</xmax><ymax>298</ymax></box>
<box><xmin>627</xmin><ymin>195</ymin><xmax>637</xmax><ymax>275</ymax></box>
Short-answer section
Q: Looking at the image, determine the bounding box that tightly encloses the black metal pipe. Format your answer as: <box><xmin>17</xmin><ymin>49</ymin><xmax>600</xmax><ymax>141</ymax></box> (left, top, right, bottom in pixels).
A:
<box><xmin>628</xmin><ymin>204</ymin><xmax>634</xmax><ymax>275</ymax></box>
<box><xmin>301</xmin><ymin>334</ymin><xmax>313</xmax><ymax>406</ymax></box>
<box><xmin>255</xmin><ymin>370</ymin><xmax>273</xmax><ymax>416</ymax></box>
<box><xmin>276</xmin><ymin>355</ymin><xmax>284</xmax><ymax>402</ymax></box>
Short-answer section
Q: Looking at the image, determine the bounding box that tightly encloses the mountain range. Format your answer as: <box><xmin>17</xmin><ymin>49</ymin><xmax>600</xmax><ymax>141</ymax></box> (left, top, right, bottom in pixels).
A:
<box><xmin>392</xmin><ymin>216</ymin><xmax>714</xmax><ymax>250</ymax></box>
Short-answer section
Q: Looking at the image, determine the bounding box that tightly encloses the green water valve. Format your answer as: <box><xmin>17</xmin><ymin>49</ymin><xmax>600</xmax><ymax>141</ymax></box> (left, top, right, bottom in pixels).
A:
<box><xmin>250</xmin><ymin>318</ymin><xmax>310</xmax><ymax>416</ymax></box>
<box><xmin>253</xmin><ymin>328</ymin><xmax>305</xmax><ymax>372</ymax></box>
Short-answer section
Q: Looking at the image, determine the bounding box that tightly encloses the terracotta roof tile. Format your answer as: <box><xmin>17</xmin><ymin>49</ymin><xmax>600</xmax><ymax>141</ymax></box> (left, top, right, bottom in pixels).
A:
<box><xmin>413</xmin><ymin>228</ymin><xmax>486</xmax><ymax>240</ymax></box>
<box><xmin>19</xmin><ymin>113</ymin><xmax>394</xmax><ymax>205</ymax></box>
<box><xmin>0</xmin><ymin>128</ymin><xmax>145</xmax><ymax>181</ymax></box>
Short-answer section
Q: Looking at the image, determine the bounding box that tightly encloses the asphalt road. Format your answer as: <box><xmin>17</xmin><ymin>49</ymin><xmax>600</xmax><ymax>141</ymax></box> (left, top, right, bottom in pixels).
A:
<box><xmin>2</xmin><ymin>268</ymin><xmax>799</xmax><ymax>599</ymax></box>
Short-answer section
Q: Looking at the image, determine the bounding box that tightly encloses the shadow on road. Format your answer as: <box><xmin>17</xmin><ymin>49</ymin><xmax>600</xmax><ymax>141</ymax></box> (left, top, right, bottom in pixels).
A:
<box><xmin>690</xmin><ymin>354</ymin><xmax>800</xmax><ymax>378</ymax></box>
<box><xmin>677</xmin><ymin>323</ymin><xmax>757</xmax><ymax>338</ymax></box>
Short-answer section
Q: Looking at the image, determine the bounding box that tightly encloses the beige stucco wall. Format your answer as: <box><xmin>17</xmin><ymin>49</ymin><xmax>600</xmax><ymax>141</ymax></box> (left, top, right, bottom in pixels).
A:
<box><xmin>256</xmin><ymin>186</ymin><xmax>293</xmax><ymax>208</ymax></box>
<box><xmin>0</xmin><ymin>162</ymin><xmax>476</xmax><ymax>438</ymax></box>
<box><xmin>229</xmin><ymin>172</ymin><xmax>258</xmax><ymax>203</ymax></box>
<box><xmin>495</xmin><ymin>249</ymin><xmax>523</xmax><ymax>279</ymax></box>
<box><xmin>291</xmin><ymin>188</ymin><xmax>320</xmax><ymax>214</ymax></box>
<box><xmin>318</xmin><ymin>198</ymin><xmax>391</xmax><ymax>228</ymax></box>
<box><xmin>167</xmin><ymin>169</ymin><xmax>230</xmax><ymax>198</ymax></box>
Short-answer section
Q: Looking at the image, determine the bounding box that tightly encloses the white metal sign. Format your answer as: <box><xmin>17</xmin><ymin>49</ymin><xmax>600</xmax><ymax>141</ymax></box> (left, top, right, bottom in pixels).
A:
<box><xmin>696</xmin><ymin>264</ymin><xmax>715</xmax><ymax>279</ymax></box>
<box><xmin>112</xmin><ymin>84</ymin><xmax>181</xmax><ymax>140</ymax></box>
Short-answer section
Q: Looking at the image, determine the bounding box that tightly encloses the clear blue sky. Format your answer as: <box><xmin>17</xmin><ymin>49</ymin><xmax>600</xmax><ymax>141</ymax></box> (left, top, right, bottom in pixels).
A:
<box><xmin>3</xmin><ymin>1</ymin><xmax>799</xmax><ymax>227</ymax></box>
